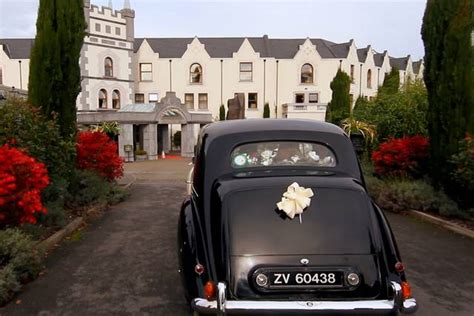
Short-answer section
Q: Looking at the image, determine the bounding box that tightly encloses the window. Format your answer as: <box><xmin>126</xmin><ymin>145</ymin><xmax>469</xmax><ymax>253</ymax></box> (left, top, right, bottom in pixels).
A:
<box><xmin>308</xmin><ymin>93</ymin><xmax>318</xmax><ymax>103</ymax></box>
<box><xmin>149</xmin><ymin>93</ymin><xmax>159</xmax><ymax>103</ymax></box>
<box><xmin>104</xmin><ymin>57</ymin><xmax>113</xmax><ymax>77</ymax></box>
<box><xmin>98</xmin><ymin>89</ymin><xmax>107</xmax><ymax>109</ymax></box>
<box><xmin>112</xmin><ymin>90</ymin><xmax>120</xmax><ymax>109</ymax></box>
<box><xmin>301</xmin><ymin>64</ymin><xmax>314</xmax><ymax>84</ymax></box>
<box><xmin>0</xmin><ymin>67</ymin><xmax>2</xmax><ymax>85</ymax></box>
<box><xmin>115</xmin><ymin>27</ymin><xmax>121</xmax><ymax>36</ymax></box>
<box><xmin>248</xmin><ymin>93</ymin><xmax>258</xmax><ymax>109</ymax></box>
<box><xmin>135</xmin><ymin>93</ymin><xmax>144</xmax><ymax>103</ymax></box>
<box><xmin>185</xmin><ymin>93</ymin><xmax>194</xmax><ymax>109</ymax></box>
<box><xmin>350</xmin><ymin>64</ymin><xmax>355</xmax><ymax>82</ymax></box>
<box><xmin>198</xmin><ymin>93</ymin><xmax>208</xmax><ymax>110</ymax></box>
<box><xmin>105</xmin><ymin>25</ymin><xmax>111</xmax><ymax>34</ymax></box>
<box><xmin>239</xmin><ymin>62</ymin><xmax>253</xmax><ymax>81</ymax></box>
<box><xmin>189</xmin><ymin>63</ymin><xmax>202</xmax><ymax>84</ymax></box>
<box><xmin>95</xmin><ymin>23</ymin><xmax>101</xmax><ymax>32</ymax></box>
<box><xmin>367</xmin><ymin>69</ymin><xmax>372</xmax><ymax>89</ymax></box>
<box><xmin>231</xmin><ymin>141</ymin><xmax>337</xmax><ymax>168</ymax></box>
<box><xmin>295</xmin><ymin>93</ymin><xmax>305</xmax><ymax>103</ymax></box>
<box><xmin>140</xmin><ymin>63</ymin><xmax>152</xmax><ymax>81</ymax></box>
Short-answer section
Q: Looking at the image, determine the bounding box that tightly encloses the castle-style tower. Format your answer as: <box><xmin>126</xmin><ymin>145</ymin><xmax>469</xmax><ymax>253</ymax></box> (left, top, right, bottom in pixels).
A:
<box><xmin>77</xmin><ymin>0</ymin><xmax>135</xmax><ymax>112</ymax></box>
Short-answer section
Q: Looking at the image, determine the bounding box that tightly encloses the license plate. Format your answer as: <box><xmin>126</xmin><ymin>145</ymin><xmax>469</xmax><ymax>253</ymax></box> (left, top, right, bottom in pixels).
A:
<box><xmin>268</xmin><ymin>270</ymin><xmax>344</xmax><ymax>289</ymax></box>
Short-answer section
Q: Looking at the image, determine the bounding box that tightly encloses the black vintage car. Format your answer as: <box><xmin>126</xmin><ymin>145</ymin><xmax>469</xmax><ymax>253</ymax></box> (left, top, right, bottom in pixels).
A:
<box><xmin>178</xmin><ymin>119</ymin><xmax>417</xmax><ymax>315</ymax></box>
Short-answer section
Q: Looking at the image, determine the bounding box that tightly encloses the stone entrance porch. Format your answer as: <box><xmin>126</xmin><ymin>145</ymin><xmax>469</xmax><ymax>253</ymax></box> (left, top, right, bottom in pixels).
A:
<box><xmin>77</xmin><ymin>92</ymin><xmax>213</xmax><ymax>161</ymax></box>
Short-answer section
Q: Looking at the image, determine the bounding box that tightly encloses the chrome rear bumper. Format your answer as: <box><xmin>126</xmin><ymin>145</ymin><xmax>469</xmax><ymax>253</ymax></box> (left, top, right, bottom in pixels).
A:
<box><xmin>192</xmin><ymin>281</ymin><xmax>417</xmax><ymax>315</ymax></box>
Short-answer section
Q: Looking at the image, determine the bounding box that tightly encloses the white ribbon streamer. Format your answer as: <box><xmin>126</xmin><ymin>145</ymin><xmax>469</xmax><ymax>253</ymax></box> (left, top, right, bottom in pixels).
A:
<box><xmin>276</xmin><ymin>182</ymin><xmax>314</xmax><ymax>221</ymax></box>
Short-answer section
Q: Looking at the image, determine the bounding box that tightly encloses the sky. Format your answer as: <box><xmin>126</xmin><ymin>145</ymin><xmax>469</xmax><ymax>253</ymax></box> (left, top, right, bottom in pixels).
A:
<box><xmin>0</xmin><ymin>0</ymin><xmax>427</xmax><ymax>60</ymax></box>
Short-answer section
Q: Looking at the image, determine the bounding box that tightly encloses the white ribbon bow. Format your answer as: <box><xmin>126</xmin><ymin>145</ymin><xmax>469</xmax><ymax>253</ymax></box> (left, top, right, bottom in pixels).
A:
<box><xmin>276</xmin><ymin>182</ymin><xmax>314</xmax><ymax>221</ymax></box>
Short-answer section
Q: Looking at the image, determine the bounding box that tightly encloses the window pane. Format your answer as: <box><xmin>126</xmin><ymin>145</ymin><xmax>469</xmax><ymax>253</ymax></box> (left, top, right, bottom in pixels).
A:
<box><xmin>141</xmin><ymin>63</ymin><xmax>152</xmax><ymax>72</ymax></box>
<box><xmin>112</xmin><ymin>90</ymin><xmax>120</xmax><ymax>109</ymax></box>
<box><xmin>240</xmin><ymin>72</ymin><xmax>252</xmax><ymax>81</ymax></box>
<box><xmin>106</xmin><ymin>25</ymin><xmax>111</xmax><ymax>33</ymax></box>
<box><xmin>185</xmin><ymin>93</ymin><xmax>194</xmax><ymax>109</ymax></box>
<box><xmin>190</xmin><ymin>64</ymin><xmax>202</xmax><ymax>83</ymax></box>
<box><xmin>135</xmin><ymin>93</ymin><xmax>144</xmax><ymax>103</ymax></box>
<box><xmin>308</xmin><ymin>93</ymin><xmax>318</xmax><ymax>103</ymax></box>
<box><xmin>231</xmin><ymin>141</ymin><xmax>337</xmax><ymax>168</ymax></box>
<box><xmin>295</xmin><ymin>94</ymin><xmax>305</xmax><ymax>103</ymax></box>
<box><xmin>149</xmin><ymin>93</ymin><xmax>158</xmax><ymax>102</ymax></box>
<box><xmin>141</xmin><ymin>72</ymin><xmax>152</xmax><ymax>81</ymax></box>
<box><xmin>301</xmin><ymin>64</ymin><xmax>313</xmax><ymax>83</ymax></box>
<box><xmin>240</xmin><ymin>62</ymin><xmax>252</xmax><ymax>71</ymax></box>
<box><xmin>248</xmin><ymin>93</ymin><xmax>258</xmax><ymax>109</ymax></box>
<box><xmin>198</xmin><ymin>93</ymin><xmax>208</xmax><ymax>109</ymax></box>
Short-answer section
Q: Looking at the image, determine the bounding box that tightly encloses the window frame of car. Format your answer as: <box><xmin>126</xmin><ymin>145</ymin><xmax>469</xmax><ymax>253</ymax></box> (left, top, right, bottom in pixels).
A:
<box><xmin>229</xmin><ymin>140</ymin><xmax>338</xmax><ymax>170</ymax></box>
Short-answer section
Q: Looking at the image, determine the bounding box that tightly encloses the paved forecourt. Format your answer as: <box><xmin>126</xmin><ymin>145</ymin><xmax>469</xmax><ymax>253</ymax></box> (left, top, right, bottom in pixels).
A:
<box><xmin>1</xmin><ymin>158</ymin><xmax>473</xmax><ymax>315</ymax></box>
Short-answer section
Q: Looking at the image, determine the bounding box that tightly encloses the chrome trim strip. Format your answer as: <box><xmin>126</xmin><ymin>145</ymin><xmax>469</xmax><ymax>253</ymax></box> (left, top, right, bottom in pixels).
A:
<box><xmin>194</xmin><ymin>298</ymin><xmax>395</xmax><ymax>311</ymax></box>
<box><xmin>193</xmin><ymin>282</ymin><xmax>417</xmax><ymax>314</ymax></box>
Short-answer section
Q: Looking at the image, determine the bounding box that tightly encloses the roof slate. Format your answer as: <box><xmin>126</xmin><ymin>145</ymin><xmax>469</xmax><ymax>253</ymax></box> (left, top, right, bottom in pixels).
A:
<box><xmin>0</xmin><ymin>39</ymin><xmax>34</xmax><ymax>59</ymax></box>
<box><xmin>412</xmin><ymin>60</ymin><xmax>422</xmax><ymax>74</ymax></box>
<box><xmin>389</xmin><ymin>56</ymin><xmax>409</xmax><ymax>70</ymax></box>
<box><xmin>373</xmin><ymin>52</ymin><xmax>385</xmax><ymax>67</ymax></box>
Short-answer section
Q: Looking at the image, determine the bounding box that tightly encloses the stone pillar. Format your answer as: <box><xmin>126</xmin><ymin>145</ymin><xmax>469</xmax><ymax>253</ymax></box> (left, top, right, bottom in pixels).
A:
<box><xmin>119</xmin><ymin>123</ymin><xmax>134</xmax><ymax>162</ymax></box>
<box><xmin>181</xmin><ymin>123</ymin><xmax>197</xmax><ymax>158</ymax></box>
<box><xmin>161</xmin><ymin>124</ymin><xmax>171</xmax><ymax>153</ymax></box>
<box><xmin>143</xmin><ymin>124</ymin><xmax>158</xmax><ymax>160</ymax></box>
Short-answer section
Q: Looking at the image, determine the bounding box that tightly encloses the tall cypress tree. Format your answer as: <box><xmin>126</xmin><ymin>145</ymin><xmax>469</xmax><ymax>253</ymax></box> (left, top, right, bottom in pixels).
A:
<box><xmin>326</xmin><ymin>69</ymin><xmax>351</xmax><ymax>126</ymax></box>
<box><xmin>421</xmin><ymin>0</ymin><xmax>473</xmax><ymax>191</ymax></box>
<box><xmin>28</xmin><ymin>0</ymin><xmax>86</xmax><ymax>139</ymax></box>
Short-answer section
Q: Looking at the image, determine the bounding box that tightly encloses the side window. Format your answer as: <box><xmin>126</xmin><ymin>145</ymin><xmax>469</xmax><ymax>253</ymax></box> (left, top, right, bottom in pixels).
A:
<box><xmin>104</xmin><ymin>57</ymin><xmax>113</xmax><ymax>77</ymax></box>
<box><xmin>99</xmin><ymin>89</ymin><xmax>107</xmax><ymax>109</ymax></box>
<box><xmin>112</xmin><ymin>90</ymin><xmax>120</xmax><ymax>109</ymax></box>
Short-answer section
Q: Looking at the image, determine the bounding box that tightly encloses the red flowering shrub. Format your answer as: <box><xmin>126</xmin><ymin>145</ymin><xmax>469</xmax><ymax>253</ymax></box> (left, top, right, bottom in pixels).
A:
<box><xmin>0</xmin><ymin>145</ymin><xmax>50</xmax><ymax>226</ymax></box>
<box><xmin>76</xmin><ymin>131</ymin><xmax>123</xmax><ymax>181</ymax></box>
<box><xmin>371</xmin><ymin>136</ymin><xmax>429</xmax><ymax>178</ymax></box>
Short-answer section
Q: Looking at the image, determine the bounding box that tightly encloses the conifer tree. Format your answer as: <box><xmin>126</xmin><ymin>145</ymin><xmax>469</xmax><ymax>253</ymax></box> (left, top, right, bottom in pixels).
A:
<box><xmin>421</xmin><ymin>0</ymin><xmax>473</xmax><ymax>191</ymax></box>
<box><xmin>219</xmin><ymin>104</ymin><xmax>226</xmax><ymax>121</ymax></box>
<box><xmin>263</xmin><ymin>103</ymin><xmax>270</xmax><ymax>118</ymax></box>
<box><xmin>326</xmin><ymin>69</ymin><xmax>351</xmax><ymax>126</ymax></box>
<box><xmin>28</xmin><ymin>0</ymin><xmax>86</xmax><ymax>139</ymax></box>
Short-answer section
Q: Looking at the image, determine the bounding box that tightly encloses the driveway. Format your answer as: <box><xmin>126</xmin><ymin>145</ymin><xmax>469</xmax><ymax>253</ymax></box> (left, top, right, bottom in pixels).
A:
<box><xmin>1</xmin><ymin>159</ymin><xmax>473</xmax><ymax>315</ymax></box>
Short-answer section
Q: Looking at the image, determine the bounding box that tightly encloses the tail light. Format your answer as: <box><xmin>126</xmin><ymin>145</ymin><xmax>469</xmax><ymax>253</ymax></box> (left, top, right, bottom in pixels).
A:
<box><xmin>204</xmin><ymin>281</ymin><xmax>217</xmax><ymax>300</ymax></box>
<box><xmin>401</xmin><ymin>281</ymin><xmax>412</xmax><ymax>299</ymax></box>
<box><xmin>194</xmin><ymin>263</ymin><xmax>205</xmax><ymax>275</ymax></box>
<box><xmin>395</xmin><ymin>262</ymin><xmax>405</xmax><ymax>273</ymax></box>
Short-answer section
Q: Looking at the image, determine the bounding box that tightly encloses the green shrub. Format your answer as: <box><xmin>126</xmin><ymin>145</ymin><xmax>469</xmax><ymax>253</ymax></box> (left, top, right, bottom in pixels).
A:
<box><xmin>450</xmin><ymin>134</ymin><xmax>474</xmax><ymax>208</ymax></box>
<box><xmin>107</xmin><ymin>185</ymin><xmax>129</xmax><ymax>205</ymax></box>
<box><xmin>0</xmin><ymin>229</ymin><xmax>42</xmax><ymax>306</ymax></box>
<box><xmin>0</xmin><ymin>99</ymin><xmax>75</xmax><ymax>180</ymax></box>
<box><xmin>263</xmin><ymin>103</ymin><xmax>270</xmax><ymax>118</ymax></box>
<box><xmin>67</xmin><ymin>170</ymin><xmax>111</xmax><ymax>208</ymax></box>
<box><xmin>0</xmin><ymin>266</ymin><xmax>20</xmax><ymax>306</ymax></box>
<box><xmin>354</xmin><ymin>80</ymin><xmax>428</xmax><ymax>143</ymax></box>
<box><xmin>219</xmin><ymin>105</ymin><xmax>226</xmax><ymax>121</ymax></box>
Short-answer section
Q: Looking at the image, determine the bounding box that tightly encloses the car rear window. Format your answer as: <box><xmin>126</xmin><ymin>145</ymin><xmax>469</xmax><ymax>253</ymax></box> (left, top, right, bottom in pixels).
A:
<box><xmin>231</xmin><ymin>141</ymin><xmax>336</xmax><ymax>168</ymax></box>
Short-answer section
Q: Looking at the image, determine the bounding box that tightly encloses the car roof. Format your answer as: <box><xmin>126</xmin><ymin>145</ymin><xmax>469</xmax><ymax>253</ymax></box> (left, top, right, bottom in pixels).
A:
<box><xmin>204</xmin><ymin>119</ymin><xmax>346</xmax><ymax>137</ymax></box>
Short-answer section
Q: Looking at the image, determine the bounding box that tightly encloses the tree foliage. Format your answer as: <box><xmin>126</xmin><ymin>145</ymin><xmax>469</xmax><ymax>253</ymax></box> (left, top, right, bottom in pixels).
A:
<box><xmin>28</xmin><ymin>0</ymin><xmax>86</xmax><ymax>139</ymax></box>
<box><xmin>326</xmin><ymin>69</ymin><xmax>351</xmax><ymax>126</ymax></box>
<box><xmin>263</xmin><ymin>103</ymin><xmax>270</xmax><ymax>118</ymax></box>
<box><xmin>378</xmin><ymin>67</ymin><xmax>400</xmax><ymax>96</ymax></box>
<box><xmin>421</xmin><ymin>0</ymin><xmax>474</xmax><ymax>197</ymax></box>
<box><xmin>354</xmin><ymin>80</ymin><xmax>428</xmax><ymax>143</ymax></box>
<box><xmin>219</xmin><ymin>104</ymin><xmax>226</xmax><ymax>121</ymax></box>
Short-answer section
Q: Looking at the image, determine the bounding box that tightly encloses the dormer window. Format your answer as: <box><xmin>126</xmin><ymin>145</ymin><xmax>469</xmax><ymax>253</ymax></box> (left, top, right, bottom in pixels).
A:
<box><xmin>301</xmin><ymin>64</ymin><xmax>314</xmax><ymax>84</ymax></box>
<box><xmin>104</xmin><ymin>57</ymin><xmax>113</xmax><ymax>77</ymax></box>
<box><xmin>190</xmin><ymin>63</ymin><xmax>202</xmax><ymax>84</ymax></box>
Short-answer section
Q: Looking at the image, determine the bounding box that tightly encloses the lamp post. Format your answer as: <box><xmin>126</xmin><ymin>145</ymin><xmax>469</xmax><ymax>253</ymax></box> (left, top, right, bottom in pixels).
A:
<box><xmin>359</xmin><ymin>63</ymin><xmax>363</xmax><ymax>97</ymax></box>
<box><xmin>18</xmin><ymin>60</ymin><xmax>23</xmax><ymax>90</ymax></box>
<box><xmin>169</xmin><ymin>59</ymin><xmax>172</xmax><ymax>92</ymax></box>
